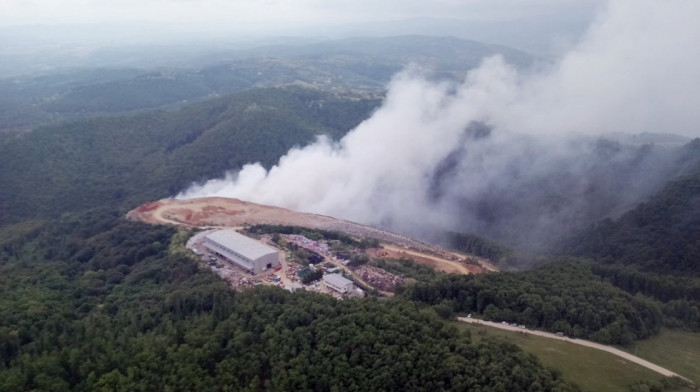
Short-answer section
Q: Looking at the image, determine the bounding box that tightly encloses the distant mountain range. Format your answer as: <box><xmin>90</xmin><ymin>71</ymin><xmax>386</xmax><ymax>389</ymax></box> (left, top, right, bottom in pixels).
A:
<box><xmin>0</xmin><ymin>35</ymin><xmax>534</xmax><ymax>131</ymax></box>
<box><xmin>1</xmin><ymin>33</ymin><xmax>697</xmax><ymax>274</ymax></box>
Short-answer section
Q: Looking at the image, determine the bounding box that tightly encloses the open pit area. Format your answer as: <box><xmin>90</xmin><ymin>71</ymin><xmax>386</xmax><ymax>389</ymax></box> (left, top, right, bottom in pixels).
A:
<box><xmin>128</xmin><ymin>197</ymin><xmax>497</xmax><ymax>294</ymax></box>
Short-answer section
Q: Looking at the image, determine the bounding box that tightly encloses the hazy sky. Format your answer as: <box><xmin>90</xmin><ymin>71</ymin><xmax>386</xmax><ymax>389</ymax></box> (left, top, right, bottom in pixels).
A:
<box><xmin>1</xmin><ymin>0</ymin><xmax>603</xmax><ymax>28</ymax></box>
<box><xmin>179</xmin><ymin>0</ymin><xmax>700</xmax><ymax>247</ymax></box>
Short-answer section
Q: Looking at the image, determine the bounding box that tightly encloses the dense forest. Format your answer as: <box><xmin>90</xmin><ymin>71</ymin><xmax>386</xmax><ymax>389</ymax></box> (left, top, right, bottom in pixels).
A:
<box><xmin>402</xmin><ymin>262</ymin><xmax>664</xmax><ymax>344</ymax></box>
<box><xmin>0</xmin><ymin>210</ymin><xmax>577</xmax><ymax>391</ymax></box>
<box><xmin>0</xmin><ymin>39</ymin><xmax>698</xmax><ymax>389</ymax></box>
<box><xmin>427</xmin><ymin>163</ymin><xmax>700</xmax><ymax>337</ymax></box>
<box><xmin>446</xmin><ymin>231</ymin><xmax>510</xmax><ymax>263</ymax></box>
<box><xmin>566</xmin><ymin>169</ymin><xmax>700</xmax><ymax>276</ymax></box>
<box><xmin>555</xmin><ymin>169</ymin><xmax>700</xmax><ymax>333</ymax></box>
<box><xmin>0</xmin><ymin>87</ymin><xmax>379</xmax><ymax>226</ymax></box>
<box><xmin>589</xmin><ymin>264</ymin><xmax>699</xmax><ymax>330</ymax></box>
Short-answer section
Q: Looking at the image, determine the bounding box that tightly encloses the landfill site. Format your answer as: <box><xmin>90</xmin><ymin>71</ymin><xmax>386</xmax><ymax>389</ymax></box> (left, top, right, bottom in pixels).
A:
<box><xmin>128</xmin><ymin>197</ymin><xmax>497</xmax><ymax>296</ymax></box>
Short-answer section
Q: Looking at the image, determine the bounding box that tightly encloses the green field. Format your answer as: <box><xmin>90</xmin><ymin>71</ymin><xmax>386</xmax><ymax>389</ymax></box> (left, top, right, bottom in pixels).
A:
<box><xmin>619</xmin><ymin>328</ymin><xmax>700</xmax><ymax>384</ymax></box>
<box><xmin>454</xmin><ymin>322</ymin><xmax>694</xmax><ymax>392</ymax></box>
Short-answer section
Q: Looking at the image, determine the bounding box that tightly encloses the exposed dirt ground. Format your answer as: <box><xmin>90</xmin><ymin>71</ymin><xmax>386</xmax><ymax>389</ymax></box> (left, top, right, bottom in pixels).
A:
<box><xmin>128</xmin><ymin>197</ymin><xmax>497</xmax><ymax>275</ymax></box>
<box><xmin>377</xmin><ymin>244</ymin><xmax>490</xmax><ymax>274</ymax></box>
<box><xmin>131</xmin><ymin>197</ymin><xmax>337</xmax><ymax>229</ymax></box>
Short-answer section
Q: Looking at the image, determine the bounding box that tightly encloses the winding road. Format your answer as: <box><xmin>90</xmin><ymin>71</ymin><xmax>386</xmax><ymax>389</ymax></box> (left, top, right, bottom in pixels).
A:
<box><xmin>457</xmin><ymin>317</ymin><xmax>691</xmax><ymax>382</ymax></box>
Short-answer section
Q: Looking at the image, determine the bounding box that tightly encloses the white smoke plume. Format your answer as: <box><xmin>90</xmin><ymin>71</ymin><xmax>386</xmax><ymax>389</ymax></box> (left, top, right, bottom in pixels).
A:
<box><xmin>178</xmin><ymin>0</ymin><xmax>700</xmax><ymax>248</ymax></box>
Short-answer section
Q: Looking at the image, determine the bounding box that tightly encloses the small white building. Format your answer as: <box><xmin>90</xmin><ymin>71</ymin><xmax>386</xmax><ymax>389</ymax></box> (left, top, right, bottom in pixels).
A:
<box><xmin>323</xmin><ymin>274</ymin><xmax>354</xmax><ymax>294</ymax></box>
<box><xmin>204</xmin><ymin>230</ymin><xmax>279</xmax><ymax>275</ymax></box>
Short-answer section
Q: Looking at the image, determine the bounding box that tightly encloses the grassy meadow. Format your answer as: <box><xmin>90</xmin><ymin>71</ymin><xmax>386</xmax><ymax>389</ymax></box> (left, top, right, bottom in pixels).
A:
<box><xmin>454</xmin><ymin>322</ymin><xmax>696</xmax><ymax>392</ymax></box>
<box><xmin>619</xmin><ymin>328</ymin><xmax>700</xmax><ymax>384</ymax></box>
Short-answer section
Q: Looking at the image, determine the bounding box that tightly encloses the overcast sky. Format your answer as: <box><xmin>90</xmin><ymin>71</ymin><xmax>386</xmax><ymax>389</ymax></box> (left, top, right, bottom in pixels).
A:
<box><xmin>1</xmin><ymin>0</ymin><xmax>603</xmax><ymax>29</ymax></box>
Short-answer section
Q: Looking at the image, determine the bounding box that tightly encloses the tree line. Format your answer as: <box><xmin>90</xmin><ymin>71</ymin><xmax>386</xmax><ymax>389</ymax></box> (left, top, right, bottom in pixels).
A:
<box><xmin>565</xmin><ymin>169</ymin><xmax>700</xmax><ymax>277</ymax></box>
<box><xmin>402</xmin><ymin>261</ymin><xmax>663</xmax><ymax>345</ymax></box>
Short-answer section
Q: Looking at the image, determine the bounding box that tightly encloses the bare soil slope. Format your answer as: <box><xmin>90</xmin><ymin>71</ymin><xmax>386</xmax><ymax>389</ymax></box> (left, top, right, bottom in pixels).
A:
<box><xmin>128</xmin><ymin>197</ymin><xmax>495</xmax><ymax>274</ymax></box>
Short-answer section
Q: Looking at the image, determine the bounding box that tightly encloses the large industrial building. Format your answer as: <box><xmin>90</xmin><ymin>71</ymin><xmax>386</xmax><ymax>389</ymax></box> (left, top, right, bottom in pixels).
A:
<box><xmin>204</xmin><ymin>230</ymin><xmax>280</xmax><ymax>275</ymax></box>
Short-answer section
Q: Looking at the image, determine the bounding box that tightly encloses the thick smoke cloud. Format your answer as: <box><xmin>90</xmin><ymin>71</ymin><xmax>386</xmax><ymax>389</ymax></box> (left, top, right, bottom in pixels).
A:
<box><xmin>178</xmin><ymin>0</ymin><xmax>700</xmax><ymax>250</ymax></box>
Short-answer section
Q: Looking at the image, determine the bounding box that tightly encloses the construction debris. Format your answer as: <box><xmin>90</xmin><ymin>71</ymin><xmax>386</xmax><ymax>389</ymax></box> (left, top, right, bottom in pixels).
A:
<box><xmin>353</xmin><ymin>265</ymin><xmax>405</xmax><ymax>292</ymax></box>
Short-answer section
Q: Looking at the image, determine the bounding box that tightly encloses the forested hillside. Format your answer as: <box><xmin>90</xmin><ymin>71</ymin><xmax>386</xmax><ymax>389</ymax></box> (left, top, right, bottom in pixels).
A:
<box><xmin>0</xmin><ymin>87</ymin><xmax>379</xmax><ymax>225</ymax></box>
<box><xmin>0</xmin><ymin>210</ymin><xmax>576</xmax><ymax>392</ymax></box>
<box><xmin>566</xmin><ymin>167</ymin><xmax>700</xmax><ymax>276</ymax></box>
<box><xmin>403</xmin><ymin>262</ymin><xmax>664</xmax><ymax>344</ymax></box>
<box><xmin>0</xmin><ymin>35</ymin><xmax>697</xmax><ymax>391</ymax></box>
<box><xmin>428</xmin><ymin>133</ymin><xmax>700</xmax><ymax>254</ymax></box>
<box><xmin>443</xmin><ymin>160</ymin><xmax>700</xmax><ymax>331</ymax></box>
<box><xmin>558</xmin><ymin>164</ymin><xmax>700</xmax><ymax>332</ymax></box>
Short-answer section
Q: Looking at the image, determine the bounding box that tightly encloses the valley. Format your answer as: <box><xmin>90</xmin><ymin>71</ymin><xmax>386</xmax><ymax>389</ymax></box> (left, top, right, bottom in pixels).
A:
<box><xmin>0</xmin><ymin>7</ymin><xmax>698</xmax><ymax>391</ymax></box>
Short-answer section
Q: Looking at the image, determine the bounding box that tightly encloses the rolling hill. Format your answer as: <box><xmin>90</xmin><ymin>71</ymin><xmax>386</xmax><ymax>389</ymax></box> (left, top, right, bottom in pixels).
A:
<box><xmin>0</xmin><ymin>34</ymin><xmax>697</xmax><ymax>392</ymax></box>
<box><xmin>0</xmin><ymin>35</ymin><xmax>534</xmax><ymax>131</ymax></box>
<box><xmin>0</xmin><ymin>87</ymin><xmax>379</xmax><ymax>225</ymax></box>
<box><xmin>565</xmin><ymin>148</ymin><xmax>700</xmax><ymax>277</ymax></box>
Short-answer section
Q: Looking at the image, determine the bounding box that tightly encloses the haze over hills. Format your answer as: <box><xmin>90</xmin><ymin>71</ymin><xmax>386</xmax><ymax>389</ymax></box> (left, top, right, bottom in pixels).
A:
<box><xmin>177</xmin><ymin>0</ymin><xmax>700</xmax><ymax>254</ymax></box>
<box><xmin>0</xmin><ymin>87</ymin><xmax>379</xmax><ymax>225</ymax></box>
<box><xmin>1</xmin><ymin>26</ymin><xmax>698</xmax><ymax>255</ymax></box>
<box><xmin>1</xmin><ymin>0</ymin><xmax>699</xmax><ymax>390</ymax></box>
<box><xmin>0</xmin><ymin>7</ymin><xmax>590</xmax><ymax>76</ymax></box>
<box><xmin>0</xmin><ymin>35</ymin><xmax>534</xmax><ymax>131</ymax></box>
<box><xmin>2</xmin><ymin>75</ymin><xmax>697</xmax><ymax>255</ymax></box>
<box><xmin>566</xmin><ymin>166</ymin><xmax>700</xmax><ymax>276</ymax></box>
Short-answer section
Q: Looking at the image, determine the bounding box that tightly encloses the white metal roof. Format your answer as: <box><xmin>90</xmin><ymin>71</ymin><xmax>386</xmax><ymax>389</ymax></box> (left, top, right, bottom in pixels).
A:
<box><xmin>206</xmin><ymin>230</ymin><xmax>277</xmax><ymax>260</ymax></box>
<box><xmin>323</xmin><ymin>273</ymin><xmax>353</xmax><ymax>287</ymax></box>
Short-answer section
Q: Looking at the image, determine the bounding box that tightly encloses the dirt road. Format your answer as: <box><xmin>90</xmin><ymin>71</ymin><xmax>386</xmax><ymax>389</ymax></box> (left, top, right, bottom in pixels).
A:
<box><xmin>128</xmin><ymin>197</ymin><xmax>497</xmax><ymax>276</ymax></box>
<box><xmin>457</xmin><ymin>317</ymin><xmax>691</xmax><ymax>382</ymax></box>
<box><xmin>381</xmin><ymin>244</ymin><xmax>474</xmax><ymax>274</ymax></box>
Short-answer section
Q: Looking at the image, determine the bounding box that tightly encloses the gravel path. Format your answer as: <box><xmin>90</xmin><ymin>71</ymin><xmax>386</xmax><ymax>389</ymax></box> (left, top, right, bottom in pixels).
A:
<box><xmin>457</xmin><ymin>317</ymin><xmax>691</xmax><ymax>382</ymax></box>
